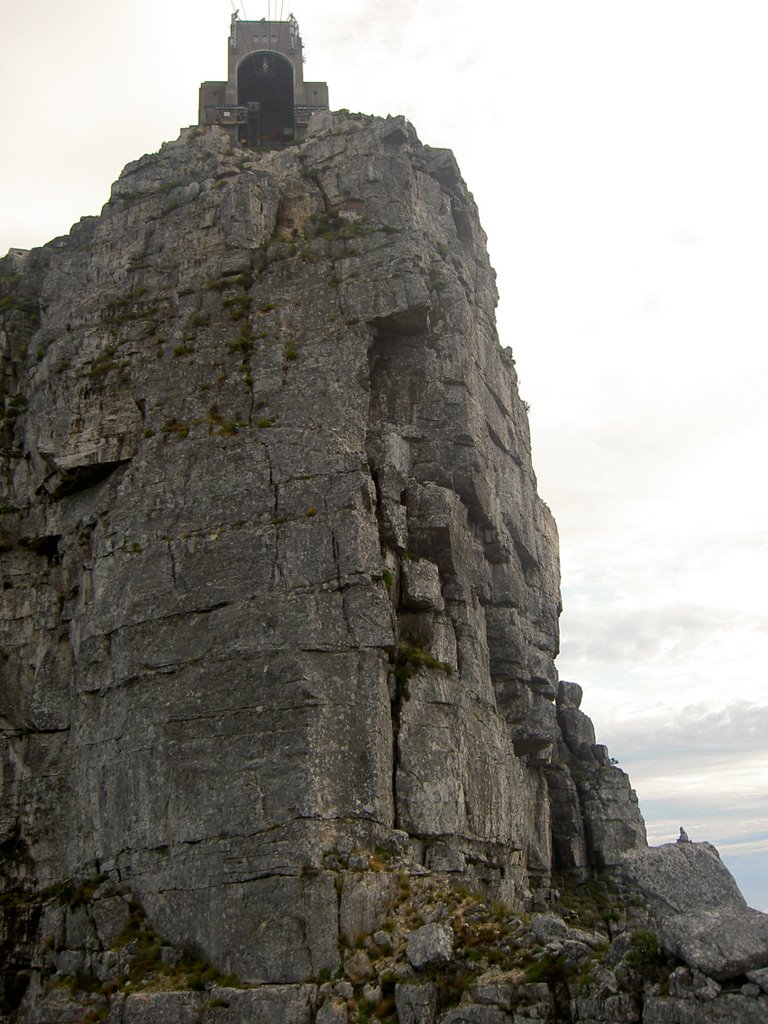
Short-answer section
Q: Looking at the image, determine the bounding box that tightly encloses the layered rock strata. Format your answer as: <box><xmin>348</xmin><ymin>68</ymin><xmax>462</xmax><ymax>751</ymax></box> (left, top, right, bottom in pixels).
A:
<box><xmin>2</xmin><ymin>112</ymin><xmax>763</xmax><ymax>1022</ymax></box>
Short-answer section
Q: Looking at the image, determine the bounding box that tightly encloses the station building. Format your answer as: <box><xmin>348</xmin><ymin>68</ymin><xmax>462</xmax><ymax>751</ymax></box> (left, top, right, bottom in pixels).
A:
<box><xmin>199</xmin><ymin>14</ymin><xmax>329</xmax><ymax>146</ymax></box>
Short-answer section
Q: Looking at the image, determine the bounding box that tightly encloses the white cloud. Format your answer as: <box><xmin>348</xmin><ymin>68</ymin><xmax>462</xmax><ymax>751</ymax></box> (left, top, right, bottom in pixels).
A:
<box><xmin>562</xmin><ymin>605</ymin><xmax>767</xmax><ymax>672</ymax></box>
<box><xmin>605</xmin><ymin>702</ymin><xmax>768</xmax><ymax>760</ymax></box>
<box><xmin>718</xmin><ymin>838</ymin><xmax>768</xmax><ymax>859</ymax></box>
<box><xmin>642</xmin><ymin>809</ymin><xmax>768</xmax><ymax>912</ymax></box>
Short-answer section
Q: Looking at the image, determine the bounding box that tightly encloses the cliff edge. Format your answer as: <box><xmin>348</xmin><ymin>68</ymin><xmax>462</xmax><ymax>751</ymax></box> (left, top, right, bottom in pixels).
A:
<box><xmin>1</xmin><ymin>113</ymin><xmax>765</xmax><ymax>1023</ymax></box>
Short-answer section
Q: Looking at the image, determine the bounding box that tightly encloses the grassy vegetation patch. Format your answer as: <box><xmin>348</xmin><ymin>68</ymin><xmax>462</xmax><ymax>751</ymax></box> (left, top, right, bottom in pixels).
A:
<box><xmin>161</xmin><ymin>418</ymin><xmax>190</xmax><ymax>439</ymax></box>
<box><xmin>227</xmin><ymin>328</ymin><xmax>255</xmax><ymax>357</ymax></box>
<box><xmin>395</xmin><ymin>644</ymin><xmax>451</xmax><ymax>683</ymax></box>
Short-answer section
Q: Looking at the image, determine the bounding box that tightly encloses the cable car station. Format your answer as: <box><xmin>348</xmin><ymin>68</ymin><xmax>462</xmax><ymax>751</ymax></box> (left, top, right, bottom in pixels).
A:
<box><xmin>198</xmin><ymin>13</ymin><xmax>329</xmax><ymax>147</ymax></box>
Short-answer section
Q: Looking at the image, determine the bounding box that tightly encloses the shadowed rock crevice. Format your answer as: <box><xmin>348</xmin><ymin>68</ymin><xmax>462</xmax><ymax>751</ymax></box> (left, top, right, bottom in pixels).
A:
<box><xmin>41</xmin><ymin>457</ymin><xmax>130</xmax><ymax>500</ymax></box>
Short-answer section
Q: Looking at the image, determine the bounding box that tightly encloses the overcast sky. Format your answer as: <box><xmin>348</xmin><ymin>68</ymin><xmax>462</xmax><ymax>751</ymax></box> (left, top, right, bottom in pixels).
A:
<box><xmin>1</xmin><ymin>0</ymin><xmax>766</xmax><ymax>910</ymax></box>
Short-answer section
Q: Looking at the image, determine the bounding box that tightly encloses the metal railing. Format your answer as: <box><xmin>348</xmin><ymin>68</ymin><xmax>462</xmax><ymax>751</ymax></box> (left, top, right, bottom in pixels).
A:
<box><xmin>204</xmin><ymin>104</ymin><xmax>329</xmax><ymax>128</ymax></box>
<box><xmin>294</xmin><ymin>104</ymin><xmax>329</xmax><ymax>123</ymax></box>
<box><xmin>204</xmin><ymin>105</ymin><xmax>248</xmax><ymax>125</ymax></box>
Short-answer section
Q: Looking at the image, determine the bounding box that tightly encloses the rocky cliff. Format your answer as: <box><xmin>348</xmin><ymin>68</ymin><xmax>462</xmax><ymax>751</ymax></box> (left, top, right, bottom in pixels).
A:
<box><xmin>1</xmin><ymin>113</ymin><xmax>766</xmax><ymax>1023</ymax></box>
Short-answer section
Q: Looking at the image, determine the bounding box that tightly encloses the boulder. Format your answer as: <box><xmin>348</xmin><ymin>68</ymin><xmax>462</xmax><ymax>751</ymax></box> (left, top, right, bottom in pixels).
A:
<box><xmin>441</xmin><ymin>1008</ymin><xmax>512</xmax><ymax>1024</ymax></box>
<box><xmin>746</xmin><ymin>966</ymin><xmax>768</xmax><ymax>992</ymax></box>
<box><xmin>401</xmin><ymin>558</ymin><xmax>444</xmax><ymax>611</ymax></box>
<box><xmin>530</xmin><ymin>913</ymin><xmax>567</xmax><ymax>944</ymax></box>
<box><xmin>620</xmin><ymin>841</ymin><xmax>746</xmax><ymax>917</ymax></box>
<box><xmin>405</xmin><ymin>922</ymin><xmax>454</xmax><ymax>969</ymax></box>
<box><xmin>395</xmin><ymin>982</ymin><xmax>438</xmax><ymax>1024</ymax></box>
<box><xmin>660</xmin><ymin>908</ymin><xmax>768</xmax><ymax>981</ymax></box>
<box><xmin>557</xmin><ymin>680</ymin><xmax>583</xmax><ymax>709</ymax></box>
<box><xmin>620</xmin><ymin>841</ymin><xmax>768</xmax><ymax>981</ymax></box>
<box><xmin>644</xmin><ymin>993</ymin><xmax>768</xmax><ymax>1023</ymax></box>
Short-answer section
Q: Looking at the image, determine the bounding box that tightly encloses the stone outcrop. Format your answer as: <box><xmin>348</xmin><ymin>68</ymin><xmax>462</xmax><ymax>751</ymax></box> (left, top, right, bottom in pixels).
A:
<box><xmin>621</xmin><ymin>841</ymin><xmax>747</xmax><ymax>918</ymax></box>
<box><xmin>621</xmin><ymin>842</ymin><xmax>768</xmax><ymax>983</ymax></box>
<box><xmin>1</xmin><ymin>112</ymin><xmax>765</xmax><ymax>1022</ymax></box>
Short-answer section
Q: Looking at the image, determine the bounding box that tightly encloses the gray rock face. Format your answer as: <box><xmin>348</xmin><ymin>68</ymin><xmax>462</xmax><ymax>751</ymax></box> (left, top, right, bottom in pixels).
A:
<box><xmin>556</xmin><ymin>680</ymin><xmax>598</xmax><ymax>765</ymax></box>
<box><xmin>0</xmin><ymin>111</ymin><xmax>645</xmax><ymax>1009</ymax></box>
<box><xmin>115</xmin><ymin>987</ymin><xmax>316</xmax><ymax>1024</ymax></box>
<box><xmin>546</xmin><ymin>680</ymin><xmax>646</xmax><ymax>876</ymax></box>
<box><xmin>339</xmin><ymin>870</ymin><xmax>399</xmax><ymax>946</ymax></box>
<box><xmin>577</xmin><ymin>763</ymin><xmax>647</xmax><ymax>867</ymax></box>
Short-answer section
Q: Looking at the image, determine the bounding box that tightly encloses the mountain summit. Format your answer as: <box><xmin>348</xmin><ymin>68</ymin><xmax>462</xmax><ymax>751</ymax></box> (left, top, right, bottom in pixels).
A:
<box><xmin>1</xmin><ymin>112</ymin><xmax>766</xmax><ymax>1023</ymax></box>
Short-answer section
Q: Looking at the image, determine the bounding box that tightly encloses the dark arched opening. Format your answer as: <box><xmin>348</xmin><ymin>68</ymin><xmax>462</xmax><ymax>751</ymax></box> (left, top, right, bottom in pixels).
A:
<box><xmin>237</xmin><ymin>52</ymin><xmax>295</xmax><ymax>146</ymax></box>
